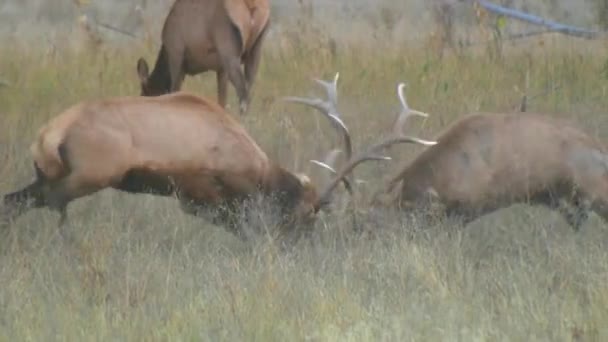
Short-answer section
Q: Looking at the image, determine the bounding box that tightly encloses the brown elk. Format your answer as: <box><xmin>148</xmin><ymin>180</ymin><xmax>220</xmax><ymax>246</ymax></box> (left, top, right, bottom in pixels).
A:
<box><xmin>136</xmin><ymin>0</ymin><xmax>270</xmax><ymax>116</ymax></box>
<box><xmin>0</xmin><ymin>76</ymin><xmax>436</xmax><ymax>242</ymax></box>
<box><xmin>373</xmin><ymin>84</ymin><xmax>608</xmax><ymax>230</ymax></box>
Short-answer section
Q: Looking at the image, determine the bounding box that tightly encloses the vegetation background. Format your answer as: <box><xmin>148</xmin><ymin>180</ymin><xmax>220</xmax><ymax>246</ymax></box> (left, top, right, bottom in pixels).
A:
<box><xmin>1</xmin><ymin>0</ymin><xmax>608</xmax><ymax>340</ymax></box>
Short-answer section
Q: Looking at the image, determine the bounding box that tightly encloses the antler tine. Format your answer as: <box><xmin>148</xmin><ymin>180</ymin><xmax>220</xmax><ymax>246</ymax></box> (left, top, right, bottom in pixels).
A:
<box><xmin>313</xmin><ymin>72</ymin><xmax>340</xmax><ymax>113</ymax></box>
<box><xmin>310</xmin><ymin>148</ymin><xmax>354</xmax><ymax>195</ymax></box>
<box><xmin>282</xmin><ymin>96</ymin><xmax>332</xmax><ymax>116</ymax></box>
<box><xmin>282</xmin><ymin>72</ymin><xmax>340</xmax><ymax>117</ymax></box>
<box><xmin>394</xmin><ymin>82</ymin><xmax>429</xmax><ymax>136</ymax></box>
<box><xmin>312</xmin><ymin>80</ymin><xmax>438</xmax><ymax>212</ymax></box>
<box><xmin>314</xmin><ymin>150</ymin><xmax>395</xmax><ymax>211</ymax></box>
<box><xmin>314</xmin><ymin>137</ymin><xmax>436</xmax><ymax>212</ymax></box>
<box><xmin>320</xmin><ymin>148</ymin><xmax>343</xmax><ymax>171</ymax></box>
<box><xmin>282</xmin><ymin>72</ymin><xmax>353</xmax><ymax>161</ymax></box>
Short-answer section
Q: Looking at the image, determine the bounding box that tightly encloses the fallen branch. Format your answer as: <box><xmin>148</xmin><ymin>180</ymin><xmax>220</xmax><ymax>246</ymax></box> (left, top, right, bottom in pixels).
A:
<box><xmin>474</xmin><ymin>0</ymin><xmax>603</xmax><ymax>39</ymax></box>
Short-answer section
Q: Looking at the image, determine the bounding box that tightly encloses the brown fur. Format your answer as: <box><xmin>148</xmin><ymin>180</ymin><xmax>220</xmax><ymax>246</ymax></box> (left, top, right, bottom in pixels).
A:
<box><xmin>136</xmin><ymin>0</ymin><xmax>270</xmax><ymax>116</ymax></box>
<box><xmin>380</xmin><ymin>112</ymin><xmax>608</xmax><ymax>230</ymax></box>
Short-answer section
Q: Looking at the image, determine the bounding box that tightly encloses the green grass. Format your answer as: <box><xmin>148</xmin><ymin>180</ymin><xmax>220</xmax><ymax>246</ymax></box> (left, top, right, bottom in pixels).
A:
<box><xmin>1</xmin><ymin>32</ymin><xmax>608</xmax><ymax>341</ymax></box>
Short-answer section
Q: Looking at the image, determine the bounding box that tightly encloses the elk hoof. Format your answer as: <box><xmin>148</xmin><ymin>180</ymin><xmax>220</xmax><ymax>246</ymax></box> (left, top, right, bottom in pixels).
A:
<box><xmin>239</xmin><ymin>101</ymin><xmax>248</xmax><ymax>116</ymax></box>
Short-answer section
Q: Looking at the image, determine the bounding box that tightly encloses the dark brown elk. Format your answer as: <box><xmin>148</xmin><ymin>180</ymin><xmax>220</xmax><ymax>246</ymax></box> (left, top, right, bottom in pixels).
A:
<box><xmin>0</xmin><ymin>77</ymin><xmax>435</xmax><ymax>242</ymax></box>
<box><xmin>373</xmin><ymin>86</ymin><xmax>608</xmax><ymax>230</ymax></box>
<box><xmin>136</xmin><ymin>0</ymin><xmax>270</xmax><ymax>116</ymax></box>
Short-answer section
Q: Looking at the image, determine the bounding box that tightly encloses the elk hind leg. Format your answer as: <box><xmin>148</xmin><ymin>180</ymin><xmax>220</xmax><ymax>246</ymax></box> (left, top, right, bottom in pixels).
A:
<box><xmin>216</xmin><ymin>24</ymin><xmax>249</xmax><ymax>115</ymax></box>
<box><xmin>44</xmin><ymin>172</ymin><xmax>108</xmax><ymax>228</ymax></box>
<box><xmin>225</xmin><ymin>55</ymin><xmax>248</xmax><ymax>115</ymax></box>
<box><xmin>216</xmin><ymin>69</ymin><xmax>228</xmax><ymax>108</ymax></box>
<box><xmin>1</xmin><ymin>166</ymin><xmax>47</xmax><ymax>226</ymax></box>
<box><xmin>243</xmin><ymin>25</ymin><xmax>268</xmax><ymax>104</ymax></box>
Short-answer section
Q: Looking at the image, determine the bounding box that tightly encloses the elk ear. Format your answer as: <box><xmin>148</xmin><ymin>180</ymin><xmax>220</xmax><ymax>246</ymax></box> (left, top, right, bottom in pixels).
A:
<box><xmin>136</xmin><ymin>58</ymin><xmax>149</xmax><ymax>84</ymax></box>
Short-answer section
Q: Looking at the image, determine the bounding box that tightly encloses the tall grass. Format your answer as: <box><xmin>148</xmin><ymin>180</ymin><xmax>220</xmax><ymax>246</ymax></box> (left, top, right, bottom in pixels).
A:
<box><xmin>1</xmin><ymin>31</ymin><xmax>608</xmax><ymax>340</ymax></box>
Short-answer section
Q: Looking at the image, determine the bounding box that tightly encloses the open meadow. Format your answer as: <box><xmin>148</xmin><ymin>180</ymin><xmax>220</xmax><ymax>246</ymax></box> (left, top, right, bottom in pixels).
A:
<box><xmin>2</xmin><ymin>2</ymin><xmax>608</xmax><ymax>340</ymax></box>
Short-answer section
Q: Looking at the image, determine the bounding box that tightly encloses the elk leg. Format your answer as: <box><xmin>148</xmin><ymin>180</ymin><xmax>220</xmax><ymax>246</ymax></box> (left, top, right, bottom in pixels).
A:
<box><xmin>556</xmin><ymin>199</ymin><xmax>590</xmax><ymax>231</ymax></box>
<box><xmin>444</xmin><ymin>205</ymin><xmax>481</xmax><ymax>228</ymax></box>
<box><xmin>113</xmin><ymin>169</ymin><xmax>174</xmax><ymax>196</ymax></box>
<box><xmin>2</xmin><ymin>179</ymin><xmax>45</xmax><ymax>227</ymax></box>
<box><xmin>528</xmin><ymin>191</ymin><xmax>589</xmax><ymax>231</ymax></box>
<box><xmin>215</xmin><ymin>24</ymin><xmax>249</xmax><ymax>115</ymax></box>
<box><xmin>166</xmin><ymin>47</ymin><xmax>185</xmax><ymax>93</ymax></box>
<box><xmin>214</xmin><ymin>200</ymin><xmax>247</xmax><ymax>241</ymax></box>
<box><xmin>43</xmin><ymin>173</ymin><xmax>107</xmax><ymax>227</ymax></box>
<box><xmin>210</xmin><ymin>23</ymin><xmax>249</xmax><ymax>115</ymax></box>
<box><xmin>243</xmin><ymin>25</ymin><xmax>268</xmax><ymax>101</ymax></box>
<box><xmin>216</xmin><ymin>69</ymin><xmax>228</xmax><ymax>108</ymax></box>
<box><xmin>224</xmin><ymin>56</ymin><xmax>248</xmax><ymax>115</ymax></box>
<box><xmin>176</xmin><ymin>195</ymin><xmax>246</xmax><ymax>241</ymax></box>
<box><xmin>1</xmin><ymin>163</ymin><xmax>50</xmax><ymax>226</ymax></box>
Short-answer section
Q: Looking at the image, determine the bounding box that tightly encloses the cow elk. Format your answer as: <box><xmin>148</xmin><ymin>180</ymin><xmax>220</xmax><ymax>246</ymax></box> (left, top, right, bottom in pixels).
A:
<box><xmin>136</xmin><ymin>0</ymin><xmax>270</xmax><ymax>116</ymax></box>
<box><xmin>372</xmin><ymin>88</ymin><xmax>608</xmax><ymax>230</ymax></box>
<box><xmin>0</xmin><ymin>75</ymin><xmax>436</xmax><ymax>244</ymax></box>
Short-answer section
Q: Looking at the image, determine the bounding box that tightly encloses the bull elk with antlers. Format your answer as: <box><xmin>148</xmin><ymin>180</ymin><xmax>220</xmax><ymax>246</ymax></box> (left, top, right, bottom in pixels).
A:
<box><xmin>0</xmin><ymin>75</ymin><xmax>435</xmax><ymax>242</ymax></box>
<box><xmin>136</xmin><ymin>0</ymin><xmax>270</xmax><ymax>116</ymax></box>
<box><xmin>372</xmin><ymin>84</ymin><xmax>608</xmax><ymax>230</ymax></box>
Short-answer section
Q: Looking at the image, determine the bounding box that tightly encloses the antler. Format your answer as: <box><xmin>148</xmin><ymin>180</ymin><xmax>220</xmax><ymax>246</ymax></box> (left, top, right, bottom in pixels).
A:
<box><xmin>309</xmin><ymin>148</ymin><xmax>353</xmax><ymax>195</ymax></box>
<box><xmin>282</xmin><ymin>72</ymin><xmax>352</xmax><ymax>161</ymax></box>
<box><xmin>393</xmin><ymin>82</ymin><xmax>429</xmax><ymax>136</ymax></box>
<box><xmin>312</xmin><ymin>81</ymin><xmax>437</xmax><ymax>212</ymax></box>
<box><xmin>309</xmin><ymin>148</ymin><xmax>343</xmax><ymax>175</ymax></box>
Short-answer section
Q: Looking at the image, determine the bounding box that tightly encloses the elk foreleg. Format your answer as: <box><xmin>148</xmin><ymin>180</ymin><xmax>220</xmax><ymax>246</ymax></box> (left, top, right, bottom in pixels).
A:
<box><xmin>114</xmin><ymin>169</ymin><xmax>174</xmax><ymax>196</ymax></box>
<box><xmin>530</xmin><ymin>191</ymin><xmax>590</xmax><ymax>231</ymax></box>
<box><xmin>557</xmin><ymin>198</ymin><xmax>590</xmax><ymax>231</ymax></box>
<box><xmin>165</xmin><ymin>46</ymin><xmax>186</xmax><ymax>93</ymax></box>
<box><xmin>177</xmin><ymin>195</ymin><xmax>246</xmax><ymax>241</ymax></box>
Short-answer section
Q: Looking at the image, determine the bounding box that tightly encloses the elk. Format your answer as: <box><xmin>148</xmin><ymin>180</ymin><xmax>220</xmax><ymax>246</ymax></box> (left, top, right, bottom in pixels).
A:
<box><xmin>372</xmin><ymin>87</ymin><xmax>608</xmax><ymax>230</ymax></box>
<box><xmin>135</xmin><ymin>0</ymin><xmax>270</xmax><ymax>116</ymax></box>
<box><xmin>0</xmin><ymin>75</ymin><xmax>436</xmax><ymax>242</ymax></box>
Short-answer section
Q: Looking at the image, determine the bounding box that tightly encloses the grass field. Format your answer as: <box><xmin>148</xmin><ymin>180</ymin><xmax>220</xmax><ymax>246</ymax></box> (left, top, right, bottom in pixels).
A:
<box><xmin>1</xmin><ymin>29</ymin><xmax>608</xmax><ymax>340</ymax></box>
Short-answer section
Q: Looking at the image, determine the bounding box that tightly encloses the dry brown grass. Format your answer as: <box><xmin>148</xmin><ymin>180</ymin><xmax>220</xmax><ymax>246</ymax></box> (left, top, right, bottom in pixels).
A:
<box><xmin>1</xmin><ymin>30</ymin><xmax>608</xmax><ymax>340</ymax></box>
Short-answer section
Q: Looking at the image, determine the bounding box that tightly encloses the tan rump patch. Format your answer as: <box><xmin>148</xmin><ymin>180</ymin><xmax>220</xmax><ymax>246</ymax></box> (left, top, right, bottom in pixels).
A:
<box><xmin>224</xmin><ymin>0</ymin><xmax>270</xmax><ymax>52</ymax></box>
<box><xmin>29</xmin><ymin>126</ymin><xmax>66</xmax><ymax>179</ymax></box>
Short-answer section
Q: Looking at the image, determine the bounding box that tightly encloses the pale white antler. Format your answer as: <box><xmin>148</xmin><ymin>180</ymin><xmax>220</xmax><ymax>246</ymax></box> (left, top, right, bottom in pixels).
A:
<box><xmin>282</xmin><ymin>72</ymin><xmax>351</xmax><ymax>160</ymax></box>
<box><xmin>312</xmin><ymin>81</ymin><xmax>437</xmax><ymax>212</ymax></box>
<box><xmin>309</xmin><ymin>148</ymin><xmax>354</xmax><ymax>196</ymax></box>
<box><xmin>310</xmin><ymin>148</ymin><xmax>343</xmax><ymax>174</ymax></box>
<box><xmin>394</xmin><ymin>82</ymin><xmax>430</xmax><ymax>137</ymax></box>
